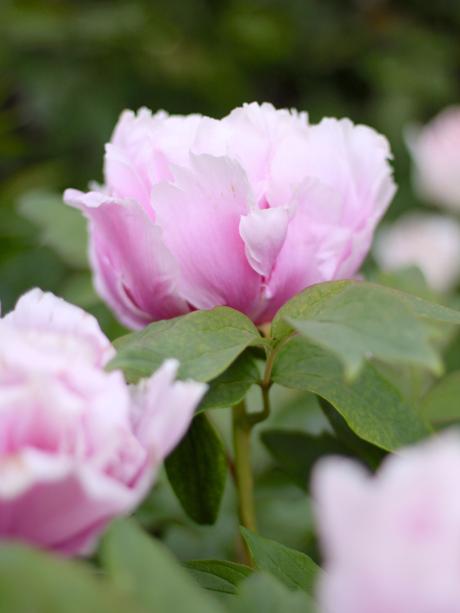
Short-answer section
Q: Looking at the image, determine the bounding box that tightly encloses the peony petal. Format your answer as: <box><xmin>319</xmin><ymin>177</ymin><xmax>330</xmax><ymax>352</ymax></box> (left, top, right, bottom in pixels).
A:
<box><xmin>258</xmin><ymin>180</ymin><xmax>350</xmax><ymax>321</ymax></box>
<box><xmin>152</xmin><ymin>155</ymin><xmax>263</xmax><ymax>315</ymax></box>
<box><xmin>239</xmin><ymin>206</ymin><xmax>290</xmax><ymax>277</ymax></box>
<box><xmin>2</xmin><ymin>288</ymin><xmax>113</xmax><ymax>367</ymax></box>
<box><xmin>64</xmin><ymin>189</ymin><xmax>190</xmax><ymax>329</ymax></box>
<box><xmin>104</xmin><ymin>143</ymin><xmax>153</xmax><ymax>215</ymax></box>
<box><xmin>312</xmin><ymin>456</ymin><xmax>371</xmax><ymax>560</ymax></box>
<box><xmin>107</xmin><ymin>108</ymin><xmax>206</xmax><ymax>190</ymax></box>
<box><xmin>130</xmin><ymin>359</ymin><xmax>207</xmax><ymax>461</ymax></box>
<box><xmin>314</xmin><ymin>434</ymin><xmax>460</xmax><ymax>613</ymax></box>
<box><xmin>0</xmin><ymin>450</ymin><xmax>143</xmax><ymax>555</ymax></box>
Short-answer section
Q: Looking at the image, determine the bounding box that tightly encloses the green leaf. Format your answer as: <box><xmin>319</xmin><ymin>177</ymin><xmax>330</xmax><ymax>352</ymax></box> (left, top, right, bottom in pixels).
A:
<box><xmin>165</xmin><ymin>413</ymin><xmax>227</xmax><ymax>524</ymax></box>
<box><xmin>198</xmin><ymin>352</ymin><xmax>260</xmax><ymax>412</ymax></box>
<box><xmin>110</xmin><ymin>307</ymin><xmax>264</xmax><ymax>383</ymax></box>
<box><xmin>399</xmin><ymin>291</ymin><xmax>460</xmax><ymax>325</ymax></box>
<box><xmin>278</xmin><ymin>281</ymin><xmax>444</xmax><ymax>379</ymax></box>
<box><xmin>273</xmin><ymin>281</ymin><xmax>460</xmax><ymax>342</ymax></box>
<box><xmin>272</xmin><ymin>280</ymin><xmax>460</xmax><ymax>380</ymax></box>
<box><xmin>102</xmin><ymin>518</ymin><xmax>224</xmax><ymax>613</ymax></box>
<box><xmin>0</xmin><ymin>543</ymin><xmax>141</xmax><ymax>613</ymax></box>
<box><xmin>261</xmin><ymin>429</ymin><xmax>352</xmax><ymax>490</ymax></box>
<box><xmin>372</xmin><ymin>266</ymin><xmax>435</xmax><ymax>300</ymax></box>
<box><xmin>240</xmin><ymin>528</ymin><xmax>320</xmax><ymax>597</ymax></box>
<box><xmin>185</xmin><ymin>560</ymin><xmax>252</xmax><ymax>595</ymax></box>
<box><xmin>272</xmin><ymin>336</ymin><xmax>430</xmax><ymax>451</ymax></box>
<box><xmin>319</xmin><ymin>398</ymin><xmax>386</xmax><ymax>469</ymax></box>
<box><xmin>229</xmin><ymin>572</ymin><xmax>317</xmax><ymax>613</ymax></box>
<box><xmin>18</xmin><ymin>190</ymin><xmax>88</xmax><ymax>269</ymax></box>
<box><xmin>272</xmin><ymin>280</ymin><xmax>350</xmax><ymax>340</ymax></box>
<box><xmin>421</xmin><ymin>371</ymin><xmax>460</xmax><ymax>424</ymax></box>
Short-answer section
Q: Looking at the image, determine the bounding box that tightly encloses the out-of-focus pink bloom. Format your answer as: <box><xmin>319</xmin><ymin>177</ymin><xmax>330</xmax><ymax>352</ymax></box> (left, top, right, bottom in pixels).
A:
<box><xmin>0</xmin><ymin>289</ymin><xmax>205</xmax><ymax>555</ymax></box>
<box><xmin>313</xmin><ymin>434</ymin><xmax>460</xmax><ymax>613</ymax></box>
<box><xmin>65</xmin><ymin>102</ymin><xmax>396</xmax><ymax>328</ymax></box>
<box><xmin>408</xmin><ymin>106</ymin><xmax>460</xmax><ymax>211</ymax></box>
<box><xmin>374</xmin><ymin>213</ymin><xmax>460</xmax><ymax>292</ymax></box>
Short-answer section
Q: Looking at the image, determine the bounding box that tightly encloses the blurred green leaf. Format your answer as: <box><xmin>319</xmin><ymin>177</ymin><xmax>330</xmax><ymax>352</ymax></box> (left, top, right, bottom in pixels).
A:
<box><xmin>17</xmin><ymin>190</ymin><xmax>88</xmax><ymax>269</ymax></box>
<box><xmin>185</xmin><ymin>559</ymin><xmax>252</xmax><ymax>595</ymax></box>
<box><xmin>371</xmin><ymin>266</ymin><xmax>435</xmax><ymax>300</ymax></box>
<box><xmin>102</xmin><ymin>518</ymin><xmax>224</xmax><ymax>613</ymax></box>
<box><xmin>228</xmin><ymin>572</ymin><xmax>317</xmax><ymax>613</ymax></box>
<box><xmin>261</xmin><ymin>430</ymin><xmax>351</xmax><ymax>490</ymax></box>
<box><xmin>0</xmin><ymin>247</ymin><xmax>66</xmax><ymax>313</ymax></box>
<box><xmin>272</xmin><ymin>337</ymin><xmax>430</xmax><ymax>451</ymax></box>
<box><xmin>240</xmin><ymin>528</ymin><xmax>320</xmax><ymax>597</ymax></box>
<box><xmin>165</xmin><ymin>414</ymin><xmax>227</xmax><ymax>525</ymax></box>
<box><xmin>110</xmin><ymin>307</ymin><xmax>264</xmax><ymax>383</ymax></box>
<box><xmin>0</xmin><ymin>543</ymin><xmax>141</xmax><ymax>613</ymax></box>
<box><xmin>421</xmin><ymin>371</ymin><xmax>460</xmax><ymax>424</ymax></box>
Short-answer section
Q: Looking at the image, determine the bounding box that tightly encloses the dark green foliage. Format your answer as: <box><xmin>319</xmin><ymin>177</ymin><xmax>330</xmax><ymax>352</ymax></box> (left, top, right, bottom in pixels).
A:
<box><xmin>3</xmin><ymin>0</ymin><xmax>460</xmax><ymax>313</ymax></box>
<box><xmin>165</xmin><ymin>414</ymin><xmax>228</xmax><ymax>525</ymax></box>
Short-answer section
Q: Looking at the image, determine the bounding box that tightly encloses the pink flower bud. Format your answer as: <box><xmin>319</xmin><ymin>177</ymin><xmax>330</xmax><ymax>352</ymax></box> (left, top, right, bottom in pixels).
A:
<box><xmin>313</xmin><ymin>434</ymin><xmax>460</xmax><ymax>613</ymax></box>
<box><xmin>0</xmin><ymin>289</ymin><xmax>206</xmax><ymax>555</ymax></box>
<box><xmin>65</xmin><ymin>102</ymin><xmax>396</xmax><ymax>328</ymax></box>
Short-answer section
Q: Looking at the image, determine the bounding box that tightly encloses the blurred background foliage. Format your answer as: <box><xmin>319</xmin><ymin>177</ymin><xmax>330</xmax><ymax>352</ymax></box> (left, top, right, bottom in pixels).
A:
<box><xmin>0</xmin><ymin>0</ymin><xmax>460</xmax><ymax>314</ymax></box>
<box><xmin>2</xmin><ymin>0</ymin><xmax>460</xmax><ymax>315</ymax></box>
<box><xmin>1</xmin><ymin>0</ymin><xmax>460</xmax><ymax>564</ymax></box>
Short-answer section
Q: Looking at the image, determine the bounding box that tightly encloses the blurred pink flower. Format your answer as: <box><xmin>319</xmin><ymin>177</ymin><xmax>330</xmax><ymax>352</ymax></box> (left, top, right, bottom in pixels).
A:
<box><xmin>65</xmin><ymin>102</ymin><xmax>396</xmax><ymax>328</ymax></box>
<box><xmin>408</xmin><ymin>106</ymin><xmax>460</xmax><ymax>211</ymax></box>
<box><xmin>313</xmin><ymin>434</ymin><xmax>460</xmax><ymax>613</ymax></box>
<box><xmin>374</xmin><ymin>212</ymin><xmax>460</xmax><ymax>292</ymax></box>
<box><xmin>0</xmin><ymin>289</ymin><xmax>205</xmax><ymax>555</ymax></box>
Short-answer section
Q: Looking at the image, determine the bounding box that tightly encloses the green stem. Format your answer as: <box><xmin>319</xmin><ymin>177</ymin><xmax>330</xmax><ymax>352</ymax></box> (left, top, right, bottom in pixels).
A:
<box><xmin>248</xmin><ymin>345</ymin><xmax>274</xmax><ymax>426</ymax></box>
<box><xmin>232</xmin><ymin>346</ymin><xmax>275</xmax><ymax>545</ymax></box>
<box><xmin>232</xmin><ymin>400</ymin><xmax>257</xmax><ymax>534</ymax></box>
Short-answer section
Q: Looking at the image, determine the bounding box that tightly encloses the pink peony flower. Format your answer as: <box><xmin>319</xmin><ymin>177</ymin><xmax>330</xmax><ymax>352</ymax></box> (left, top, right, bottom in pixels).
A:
<box><xmin>313</xmin><ymin>434</ymin><xmax>460</xmax><ymax>613</ymax></box>
<box><xmin>408</xmin><ymin>106</ymin><xmax>460</xmax><ymax>211</ymax></box>
<box><xmin>0</xmin><ymin>288</ymin><xmax>205</xmax><ymax>555</ymax></box>
<box><xmin>374</xmin><ymin>213</ymin><xmax>460</xmax><ymax>292</ymax></box>
<box><xmin>65</xmin><ymin>102</ymin><xmax>396</xmax><ymax>328</ymax></box>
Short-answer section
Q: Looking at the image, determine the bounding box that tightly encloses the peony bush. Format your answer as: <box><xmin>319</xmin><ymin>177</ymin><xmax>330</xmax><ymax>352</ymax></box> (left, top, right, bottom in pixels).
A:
<box><xmin>3</xmin><ymin>102</ymin><xmax>460</xmax><ymax>613</ymax></box>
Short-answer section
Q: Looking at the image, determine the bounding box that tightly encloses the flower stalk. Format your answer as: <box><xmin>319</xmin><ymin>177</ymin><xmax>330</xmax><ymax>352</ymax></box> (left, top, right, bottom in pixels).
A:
<box><xmin>232</xmin><ymin>346</ymin><xmax>275</xmax><ymax>562</ymax></box>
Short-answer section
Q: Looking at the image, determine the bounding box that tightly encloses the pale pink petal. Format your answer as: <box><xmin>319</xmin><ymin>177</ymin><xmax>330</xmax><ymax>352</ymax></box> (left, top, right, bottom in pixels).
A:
<box><xmin>239</xmin><ymin>206</ymin><xmax>290</xmax><ymax>277</ymax></box>
<box><xmin>258</xmin><ymin>181</ymin><xmax>350</xmax><ymax>321</ymax></box>
<box><xmin>0</xmin><ymin>452</ymin><xmax>140</xmax><ymax>556</ymax></box>
<box><xmin>312</xmin><ymin>457</ymin><xmax>371</xmax><ymax>559</ymax></box>
<box><xmin>305</xmin><ymin>118</ymin><xmax>396</xmax><ymax>224</ymax></box>
<box><xmin>313</xmin><ymin>434</ymin><xmax>460</xmax><ymax>613</ymax></box>
<box><xmin>130</xmin><ymin>359</ymin><xmax>207</xmax><ymax>461</ymax></box>
<box><xmin>107</xmin><ymin>108</ymin><xmax>205</xmax><ymax>186</ymax></box>
<box><xmin>104</xmin><ymin>143</ymin><xmax>153</xmax><ymax>215</ymax></box>
<box><xmin>153</xmin><ymin>155</ymin><xmax>263</xmax><ymax>315</ymax></box>
<box><xmin>64</xmin><ymin>189</ymin><xmax>190</xmax><ymax>329</ymax></box>
<box><xmin>2</xmin><ymin>288</ymin><xmax>113</xmax><ymax>367</ymax></box>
